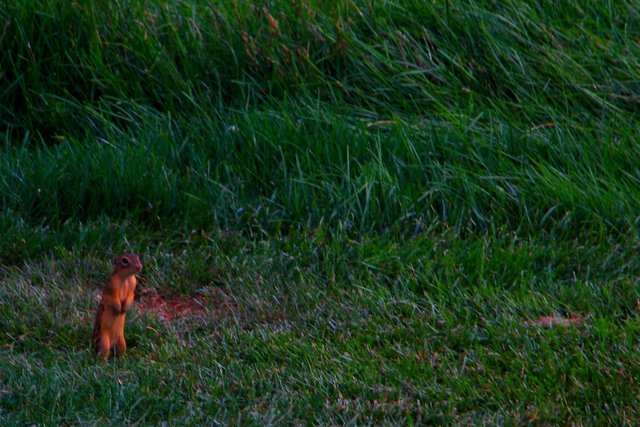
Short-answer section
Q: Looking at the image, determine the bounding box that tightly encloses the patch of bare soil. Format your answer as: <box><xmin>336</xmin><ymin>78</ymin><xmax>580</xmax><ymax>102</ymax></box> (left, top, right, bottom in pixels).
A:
<box><xmin>526</xmin><ymin>313</ymin><xmax>584</xmax><ymax>328</ymax></box>
<box><xmin>137</xmin><ymin>287</ymin><xmax>236</xmax><ymax>322</ymax></box>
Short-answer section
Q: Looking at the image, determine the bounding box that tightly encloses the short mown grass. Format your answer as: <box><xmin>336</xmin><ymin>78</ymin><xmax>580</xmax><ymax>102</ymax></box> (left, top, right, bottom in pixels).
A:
<box><xmin>1</xmin><ymin>0</ymin><xmax>640</xmax><ymax>424</ymax></box>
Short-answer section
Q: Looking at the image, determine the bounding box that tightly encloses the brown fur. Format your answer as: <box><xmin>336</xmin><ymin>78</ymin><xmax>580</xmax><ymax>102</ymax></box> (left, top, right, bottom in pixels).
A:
<box><xmin>92</xmin><ymin>253</ymin><xmax>142</xmax><ymax>360</ymax></box>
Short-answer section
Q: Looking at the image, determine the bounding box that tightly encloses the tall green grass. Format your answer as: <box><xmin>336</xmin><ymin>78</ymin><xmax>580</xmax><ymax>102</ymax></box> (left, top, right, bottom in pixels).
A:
<box><xmin>2</xmin><ymin>0</ymin><xmax>640</xmax><ymax>241</ymax></box>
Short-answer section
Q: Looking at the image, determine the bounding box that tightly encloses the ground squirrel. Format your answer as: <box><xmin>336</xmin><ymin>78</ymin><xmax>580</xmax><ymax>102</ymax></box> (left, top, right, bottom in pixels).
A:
<box><xmin>92</xmin><ymin>253</ymin><xmax>142</xmax><ymax>360</ymax></box>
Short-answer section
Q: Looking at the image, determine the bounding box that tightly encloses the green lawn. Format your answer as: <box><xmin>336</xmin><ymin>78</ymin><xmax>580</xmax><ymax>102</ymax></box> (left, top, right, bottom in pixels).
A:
<box><xmin>1</xmin><ymin>0</ymin><xmax>640</xmax><ymax>424</ymax></box>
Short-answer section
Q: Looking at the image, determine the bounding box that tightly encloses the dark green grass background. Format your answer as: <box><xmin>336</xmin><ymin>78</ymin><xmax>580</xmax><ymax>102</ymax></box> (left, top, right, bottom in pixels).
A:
<box><xmin>1</xmin><ymin>0</ymin><xmax>640</xmax><ymax>424</ymax></box>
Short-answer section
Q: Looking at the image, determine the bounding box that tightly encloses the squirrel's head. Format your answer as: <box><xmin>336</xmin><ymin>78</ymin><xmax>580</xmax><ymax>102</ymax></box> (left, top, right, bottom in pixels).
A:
<box><xmin>113</xmin><ymin>253</ymin><xmax>143</xmax><ymax>276</ymax></box>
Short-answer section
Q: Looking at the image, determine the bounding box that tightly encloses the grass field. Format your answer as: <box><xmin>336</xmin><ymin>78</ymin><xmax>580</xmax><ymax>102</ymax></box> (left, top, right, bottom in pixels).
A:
<box><xmin>2</xmin><ymin>0</ymin><xmax>640</xmax><ymax>424</ymax></box>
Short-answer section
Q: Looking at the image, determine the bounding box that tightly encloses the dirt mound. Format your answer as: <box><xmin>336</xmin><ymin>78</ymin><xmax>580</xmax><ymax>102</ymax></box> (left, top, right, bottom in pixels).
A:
<box><xmin>137</xmin><ymin>288</ymin><xmax>235</xmax><ymax>322</ymax></box>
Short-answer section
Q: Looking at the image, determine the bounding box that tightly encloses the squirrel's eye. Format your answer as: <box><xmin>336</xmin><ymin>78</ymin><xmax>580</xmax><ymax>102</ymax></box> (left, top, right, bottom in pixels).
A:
<box><xmin>121</xmin><ymin>258</ymin><xmax>129</xmax><ymax>265</ymax></box>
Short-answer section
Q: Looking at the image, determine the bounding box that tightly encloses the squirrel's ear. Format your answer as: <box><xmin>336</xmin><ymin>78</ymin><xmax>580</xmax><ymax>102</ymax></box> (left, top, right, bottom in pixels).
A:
<box><xmin>112</xmin><ymin>256</ymin><xmax>119</xmax><ymax>266</ymax></box>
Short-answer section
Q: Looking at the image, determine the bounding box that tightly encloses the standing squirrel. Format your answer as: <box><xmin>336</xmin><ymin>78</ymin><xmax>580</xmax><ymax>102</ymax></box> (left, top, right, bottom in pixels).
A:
<box><xmin>92</xmin><ymin>253</ymin><xmax>143</xmax><ymax>360</ymax></box>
